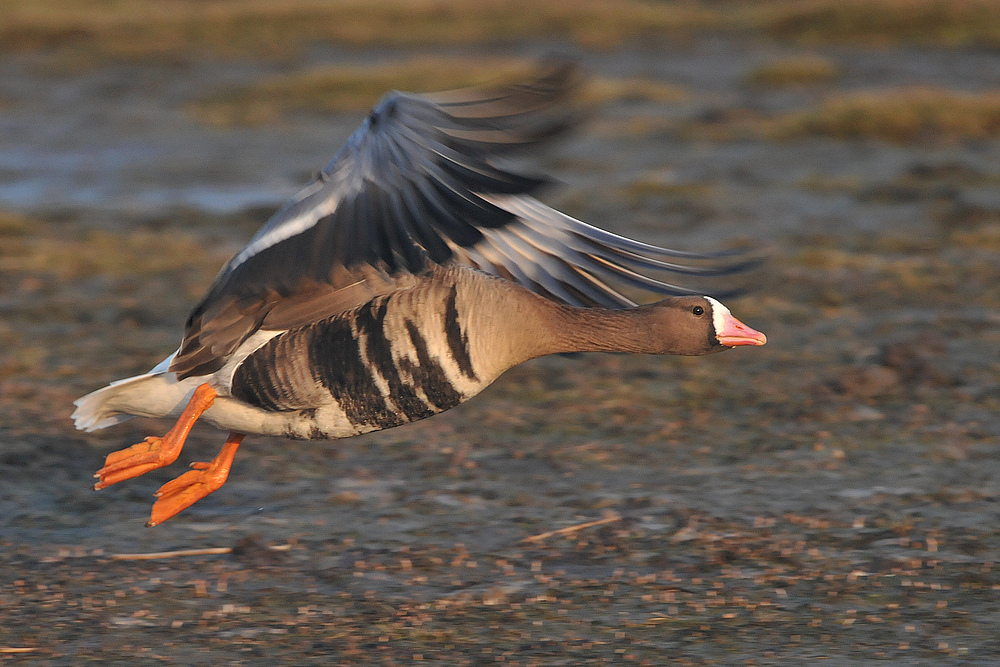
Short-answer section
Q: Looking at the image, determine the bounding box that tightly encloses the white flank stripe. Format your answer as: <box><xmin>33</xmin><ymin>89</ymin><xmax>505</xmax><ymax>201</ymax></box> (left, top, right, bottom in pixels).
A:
<box><xmin>217</xmin><ymin>329</ymin><xmax>286</xmax><ymax>392</ymax></box>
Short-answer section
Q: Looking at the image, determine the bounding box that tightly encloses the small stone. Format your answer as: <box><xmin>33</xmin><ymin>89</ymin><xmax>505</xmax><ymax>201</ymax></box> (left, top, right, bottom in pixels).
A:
<box><xmin>849</xmin><ymin>405</ymin><xmax>884</xmax><ymax>421</ymax></box>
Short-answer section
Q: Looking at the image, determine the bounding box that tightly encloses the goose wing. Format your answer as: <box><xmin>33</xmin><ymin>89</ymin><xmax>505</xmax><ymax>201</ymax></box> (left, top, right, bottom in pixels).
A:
<box><xmin>170</xmin><ymin>61</ymin><xmax>749</xmax><ymax>379</ymax></box>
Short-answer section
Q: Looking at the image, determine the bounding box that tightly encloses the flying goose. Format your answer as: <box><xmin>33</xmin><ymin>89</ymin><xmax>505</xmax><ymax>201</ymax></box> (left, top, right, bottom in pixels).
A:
<box><xmin>72</xmin><ymin>62</ymin><xmax>765</xmax><ymax>527</ymax></box>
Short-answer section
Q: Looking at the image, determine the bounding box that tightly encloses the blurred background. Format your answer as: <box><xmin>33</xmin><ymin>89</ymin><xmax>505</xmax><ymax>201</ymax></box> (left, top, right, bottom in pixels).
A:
<box><xmin>2</xmin><ymin>1</ymin><xmax>1000</xmax><ymax>663</ymax></box>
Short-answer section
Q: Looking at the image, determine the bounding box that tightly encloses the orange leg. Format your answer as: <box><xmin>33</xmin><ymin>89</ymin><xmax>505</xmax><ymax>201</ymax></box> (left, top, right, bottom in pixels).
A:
<box><xmin>147</xmin><ymin>431</ymin><xmax>245</xmax><ymax>527</ymax></box>
<box><xmin>94</xmin><ymin>383</ymin><xmax>217</xmax><ymax>490</ymax></box>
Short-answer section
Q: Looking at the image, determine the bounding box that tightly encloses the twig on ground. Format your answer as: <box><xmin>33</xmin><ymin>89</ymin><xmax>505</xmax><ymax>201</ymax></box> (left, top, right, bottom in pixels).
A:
<box><xmin>111</xmin><ymin>544</ymin><xmax>292</xmax><ymax>560</ymax></box>
<box><xmin>520</xmin><ymin>512</ymin><xmax>622</xmax><ymax>544</ymax></box>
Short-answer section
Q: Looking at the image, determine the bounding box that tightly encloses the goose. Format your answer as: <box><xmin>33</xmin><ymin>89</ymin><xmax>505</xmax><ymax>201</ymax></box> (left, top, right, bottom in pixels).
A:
<box><xmin>72</xmin><ymin>62</ymin><xmax>766</xmax><ymax>527</ymax></box>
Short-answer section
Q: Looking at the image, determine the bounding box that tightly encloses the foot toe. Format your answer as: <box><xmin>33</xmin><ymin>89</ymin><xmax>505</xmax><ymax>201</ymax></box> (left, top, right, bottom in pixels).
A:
<box><xmin>101</xmin><ymin>436</ymin><xmax>162</xmax><ymax>468</ymax></box>
<box><xmin>148</xmin><ymin>469</ymin><xmax>225</xmax><ymax>526</ymax></box>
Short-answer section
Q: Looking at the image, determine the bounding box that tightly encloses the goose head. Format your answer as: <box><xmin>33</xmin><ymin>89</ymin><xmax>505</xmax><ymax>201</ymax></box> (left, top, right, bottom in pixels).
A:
<box><xmin>639</xmin><ymin>296</ymin><xmax>766</xmax><ymax>356</ymax></box>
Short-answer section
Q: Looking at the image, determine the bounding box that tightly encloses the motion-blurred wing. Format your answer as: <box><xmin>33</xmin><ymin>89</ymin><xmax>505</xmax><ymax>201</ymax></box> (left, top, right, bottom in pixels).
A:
<box><xmin>170</xmin><ymin>61</ymin><xmax>749</xmax><ymax>379</ymax></box>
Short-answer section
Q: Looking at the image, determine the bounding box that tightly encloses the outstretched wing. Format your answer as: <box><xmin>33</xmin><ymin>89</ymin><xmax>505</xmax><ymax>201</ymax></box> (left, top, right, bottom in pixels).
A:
<box><xmin>170</xmin><ymin>61</ymin><xmax>751</xmax><ymax>379</ymax></box>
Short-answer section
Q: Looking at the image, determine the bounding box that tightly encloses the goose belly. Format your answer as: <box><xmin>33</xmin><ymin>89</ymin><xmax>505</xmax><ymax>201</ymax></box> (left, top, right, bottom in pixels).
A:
<box><xmin>223</xmin><ymin>291</ymin><xmax>492</xmax><ymax>439</ymax></box>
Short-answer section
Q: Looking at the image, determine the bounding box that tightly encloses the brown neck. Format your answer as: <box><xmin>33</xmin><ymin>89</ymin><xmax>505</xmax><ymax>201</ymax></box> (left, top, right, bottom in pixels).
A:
<box><xmin>442</xmin><ymin>266</ymin><xmax>722</xmax><ymax>385</ymax></box>
<box><xmin>537</xmin><ymin>304</ymin><xmax>669</xmax><ymax>356</ymax></box>
<box><xmin>463</xmin><ymin>277</ymin><xmax>680</xmax><ymax>381</ymax></box>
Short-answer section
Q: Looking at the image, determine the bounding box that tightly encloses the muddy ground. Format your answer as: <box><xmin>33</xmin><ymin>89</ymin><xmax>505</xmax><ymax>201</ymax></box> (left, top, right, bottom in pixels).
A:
<box><xmin>2</xmin><ymin>28</ymin><xmax>1000</xmax><ymax>667</ymax></box>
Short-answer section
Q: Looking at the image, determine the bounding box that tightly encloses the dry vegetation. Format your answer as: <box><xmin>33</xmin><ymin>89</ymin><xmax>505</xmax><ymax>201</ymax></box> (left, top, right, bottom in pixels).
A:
<box><xmin>6</xmin><ymin>0</ymin><xmax>1000</xmax><ymax>65</ymax></box>
<box><xmin>0</xmin><ymin>0</ymin><xmax>716</xmax><ymax>61</ymax></box>
<box><xmin>757</xmin><ymin>0</ymin><xmax>1000</xmax><ymax>47</ymax></box>
<box><xmin>187</xmin><ymin>57</ymin><xmax>535</xmax><ymax>126</ymax></box>
<box><xmin>745</xmin><ymin>54</ymin><xmax>839</xmax><ymax>88</ymax></box>
<box><xmin>685</xmin><ymin>87</ymin><xmax>1000</xmax><ymax>144</ymax></box>
<box><xmin>0</xmin><ymin>222</ymin><xmax>229</xmax><ymax>282</ymax></box>
<box><xmin>188</xmin><ymin>56</ymin><xmax>689</xmax><ymax>127</ymax></box>
<box><xmin>769</xmin><ymin>87</ymin><xmax>1000</xmax><ymax>143</ymax></box>
<box><xmin>951</xmin><ymin>223</ymin><xmax>1000</xmax><ymax>251</ymax></box>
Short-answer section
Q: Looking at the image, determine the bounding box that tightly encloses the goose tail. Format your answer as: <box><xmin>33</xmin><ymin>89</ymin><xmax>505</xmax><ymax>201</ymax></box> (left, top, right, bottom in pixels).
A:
<box><xmin>72</xmin><ymin>352</ymin><xmax>197</xmax><ymax>432</ymax></box>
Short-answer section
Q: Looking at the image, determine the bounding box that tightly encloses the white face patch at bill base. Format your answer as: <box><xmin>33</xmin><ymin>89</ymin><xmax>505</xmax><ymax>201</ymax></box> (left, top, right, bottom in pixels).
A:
<box><xmin>705</xmin><ymin>296</ymin><xmax>731</xmax><ymax>341</ymax></box>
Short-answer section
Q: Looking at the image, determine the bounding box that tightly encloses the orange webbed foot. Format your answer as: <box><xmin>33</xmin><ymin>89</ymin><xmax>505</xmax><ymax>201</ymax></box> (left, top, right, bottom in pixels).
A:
<box><xmin>94</xmin><ymin>435</ymin><xmax>179</xmax><ymax>490</ymax></box>
<box><xmin>147</xmin><ymin>433</ymin><xmax>244</xmax><ymax>527</ymax></box>
<box><xmin>93</xmin><ymin>383</ymin><xmax>217</xmax><ymax>491</ymax></box>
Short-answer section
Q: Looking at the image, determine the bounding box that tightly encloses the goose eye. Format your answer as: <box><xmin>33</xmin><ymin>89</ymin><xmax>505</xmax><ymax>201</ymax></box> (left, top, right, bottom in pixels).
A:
<box><xmin>692</xmin><ymin>306</ymin><xmax>704</xmax><ymax>316</ymax></box>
